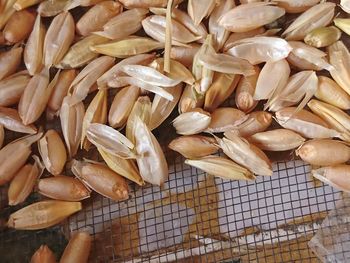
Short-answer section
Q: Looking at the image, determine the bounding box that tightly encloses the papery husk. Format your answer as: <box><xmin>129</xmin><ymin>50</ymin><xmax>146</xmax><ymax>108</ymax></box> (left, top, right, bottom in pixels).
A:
<box><xmin>334</xmin><ymin>18</ymin><xmax>350</xmax><ymax>36</ymax></box>
<box><xmin>248</xmin><ymin>129</ymin><xmax>305</xmax><ymax>151</ymax></box>
<box><xmin>8</xmin><ymin>156</ymin><xmax>44</xmax><ymax>206</ymax></box>
<box><xmin>206</xmin><ymin>107</ymin><xmax>248</xmax><ymax>133</ymax></box>
<box><xmin>0</xmin><ymin>46</ymin><xmax>23</xmax><ymax>81</ymax></box>
<box><xmin>37</xmin><ymin>0</ymin><xmax>69</xmax><ymax>17</ymax></box>
<box><xmin>38</xmin><ymin>175</ymin><xmax>91</xmax><ymax>201</ymax></box>
<box><xmin>173</xmin><ymin>108</ymin><xmax>211</xmax><ymax>135</ymax></box>
<box><xmin>24</xmin><ymin>15</ymin><xmax>46</xmax><ymax>76</ymax></box>
<box><xmin>14</xmin><ymin>0</ymin><xmax>42</xmax><ymax>10</ymax></box>
<box><xmin>341</xmin><ymin>0</ymin><xmax>350</xmax><ymax>14</ymax></box>
<box><xmin>38</xmin><ymin>130</ymin><xmax>67</xmax><ymax>176</ymax></box>
<box><xmin>0</xmin><ymin>71</ymin><xmax>30</xmax><ymax>107</ymax></box>
<box><xmin>30</xmin><ymin>245</ymin><xmax>56</xmax><ymax>263</ymax></box>
<box><xmin>87</xmin><ymin>123</ymin><xmax>135</xmax><ymax>158</ymax></box>
<box><xmin>126</xmin><ymin>96</ymin><xmax>152</xmax><ymax>144</ymax></box>
<box><xmin>3</xmin><ymin>9</ymin><xmax>36</xmax><ymax>43</ymax></box>
<box><xmin>7</xmin><ymin>200</ymin><xmax>81</xmax><ymax>230</ymax></box>
<box><xmin>170</xmin><ymin>43</ymin><xmax>200</xmax><ymax>67</ymax></box>
<box><xmin>65</xmin><ymin>0</ymin><xmax>105</xmax><ymax>9</ymax></box>
<box><xmin>58</xmin><ymin>35</ymin><xmax>109</xmax><ymax>69</ymax></box>
<box><xmin>91</xmin><ymin>37</ymin><xmax>164</xmax><ymax>58</ymax></box>
<box><xmin>109</xmin><ymin>86</ymin><xmax>140</xmax><ymax>128</ymax></box>
<box><xmin>169</xmin><ymin>135</ymin><xmax>218</xmax><ymax>159</ymax></box>
<box><xmin>328</xmin><ymin>41</ymin><xmax>350</xmax><ymax>96</ymax></box>
<box><xmin>296</xmin><ymin>139</ymin><xmax>350</xmax><ymax>166</ymax></box>
<box><xmin>223</xmin><ymin>27</ymin><xmax>266</xmax><ymax>52</ymax></box>
<box><xmin>0</xmin><ymin>106</ymin><xmax>37</xmax><ymax>134</ymax></box>
<box><xmin>0</xmin><ymin>0</ymin><xmax>16</xmax><ymax>30</ymax></box>
<box><xmin>312</xmin><ymin>165</ymin><xmax>350</xmax><ymax>193</ymax></box>
<box><xmin>60</xmin><ymin>96</ymin><xmax>85</xmax><ymax>158</ymax></box>
<box><xmin>95</xmin><ymin>8</ymin><xmax>148</xmax><ymax>40</ymax></box>
<box><xmin>134</xmin><ymin>117</ymin><xmax>168</xmax><ymax>186</ymax></box>
<box><xmin>186</xmin><ymin>156</ymin><xmax>255</xmax><ymax>181</ymax></box>
<box><xmin>18</xmin><ymin>67</ymin><xmax>59</xmax><ymax>125</ymax></box>
<box><xmin>81</xmin><ymin>89</ymin><xmax>107</xmax><ymax>150</ymax></box>
<box><xmin>227</xmin><ymin>36</ymin><xmax>292</xmax><ymax>65</ymax></box>
<box><xmin>235</xmin><ymin>66</ymin><xmax>259</xmax><ymax>113</ymax></box>
<box><xmin>218</xmin><ymin>2</ymin><xmax>285</xmax><ymax>33</ymax></box>
<box><xmin>254</xmin><ymin>59</ymin><xmax>290</xmax><ymax>100</ymax></box>
<box><xmin>43</xmin><ymin>11</ymin><xmax>75</xmax><ymax>67</ymax></box>
<box><xmin>119</xmin><ymin>0</ymin><xmax>181</xmax><ymax>8</ymax></box>
<box><xmin>98</xmin><ymin>148</ymin><xmax>144</xmax><ymax>185</ymax></box>
<box><xmin>60</xmin><ymin>232</ymin><xmax>91</xmax><ymax>263</ymax></box>
<box><xmin>178</xmin><ymin>83</ymin><xmax>204</xmax><ymax>113</ymax></box>
<box><xmin>68</xmin><ymin>56</ymin><xmax>114</xmax><ymax>103</ymax></box>
<box><xmin>204</xmin><ymin>73</ymin><xmax>240</xmax><ymax>112</ymax></box>
<box><xmin>304</xmin><ymin>26</ymin><xmax>341</xmax><ymax>48</ymax></box>
<box><xmin>274</xmin><ymin>0</ymin><xmax>320</xmax><ymax>13</ymax></box>
<box><xmin>217</xmin><ymin>135</ymin><xmax>273</xmax><ymax>176</ymax></box>
<box><xmin>282</xmin><ymin>2</ymin><xmax>335</xmax><ymax>40</ymax></box>
<box><xmin>316</xmin><ymin>76</ymin><xmax>350</xmax><ymax>110</ymax></box>
<box><xmin>150</xmin><ymin>84</ymin><xmax>183</xmax><ymax>130</ymax></box>
<box><xmin>224</xmin><ymin>111</ymin><xmax>272</xmax><ymax>138</ymax></box>
<box><xmin>187</xmin><ymin>0</ymin><xmax>216</xmax><ymax>26</ymax></box>
<box><xmin>71</xmin><ymin>160</ymin><xmax>129</xmax><ymax>201</ymax></box>
<box><xmin>76</xmin><ymin>1</ymin><xmax>122</xmax><ymax>36</ymax></box>
<box><xmin>275</xmin><ymin>107</ymin><xmax>341</xmax><ymax>139</ymax></box>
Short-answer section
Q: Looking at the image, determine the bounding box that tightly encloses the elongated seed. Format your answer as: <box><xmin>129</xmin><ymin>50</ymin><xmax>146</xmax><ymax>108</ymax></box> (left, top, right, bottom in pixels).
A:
<box><xmin>0</xmin><ymin>47</ymin><xmax>23</xmax><ymax>81</ymax></box>
<box><xmin>312</xmin><ymin>165</ymin><xmax>350</xmax><ymax>193</ymax></box>
<box><xmin>3</xmin><ymin>9</ymin><xmax>36</xmax><ymax>43</ymax></box>
<box><xmin>30</xmin><ymin>245</ymin><xmax>56</xmax><ymax>263</ymax></box>
<box><xmin>0</xmin><ymin>106</ymin><xmax>37</xmax><ymax>134</ymax></box>
<box><xmin>60</xmin><ymin>232</ymin><xmax>91</xmax><ymax>263</ymax></box>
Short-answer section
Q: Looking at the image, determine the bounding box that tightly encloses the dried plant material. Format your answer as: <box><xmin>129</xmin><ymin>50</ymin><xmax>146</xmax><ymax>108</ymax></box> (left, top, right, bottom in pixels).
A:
<box><xmin>216</xmin><ymin>135</ymin><xmax>273</xmax><ymax>176</ymax></box>
<box><xmin>38</xmin><ymin>130</ymin><xmax>67</xmax><ymax>176</ymax></box>
<box><xmin>87</xmin><ymin>123</ymin><xmax>135</xmax><ymax>158</ymax></box>
<box><xmin>98</xmin><ymin>148</ymin><xmax>143</xmax><ymax>185</ymax></box>
<box><xmin>24</xmin><ymin>15</ymin><xmax>46</xmax><ymax>76</ymax></box>
<box><xmin>69</xmin><ymin>56</ymin><xmax>114</xmax><ymax>103</ymax></box>
<box><xmin>274</xmin><ymin>0</ymin><xmax>320</xmax><ymax>13</ymax></box>
<box><xmin>187</xmin><ymin>0</ymin><xmax>216</xmax><ymax>26</ymax></box>
<box><xmin>334</xmin><ymin>18</ymin><xmax>350</xmax><ymax>36</ymax></box>
<box><xmin>30</xmin><ymin>245</ymin><xmax>56</xmax><ymax>263</ymax></box>
<box><xmin>150</xmin><ymin>84</ymin><xmax>182</xmax><ymax>130</ymax></box>
<box><xmin>0</xmin><ymin>125</ymin><xmax>4</xmax><ymax>149</ymax></box>
<box><xmin>14</xmin><ymin>0</ymin><xmax>42</xmax><ymax>10</ymax></box>
<box><xmin>209</xmin><ymin>0</ymin><xmax>234</xmax><ymax>50</ymax></box>
<box><xmin>304</xmin><ymin>26</ymin><xmax>341</xmax><ymax>48</ymax></box>
<box><xmin>316</xmin><ymin>76</ymin><xmax>350</xmax><ymax>111</ymax></box>
<box><xmin>169</xmin><ymin>135</ymin><xmax>218</xmax><ymax>159</ymax></box>
<box><xmin>7</xmin><ymin>200</ymin><xmax>82</xmax><ymax>230</ymax></box>
<box><xmin>207</xmin><ymin>107</ymin><xmax>248</xmax><ymax>133</ymax></box>
<box><xmin>60</xmin><ymin>96</ymin><xmax>85</xmax><ymax>158</ymax></box>
<box><xmin>178</xmin><ymin>84</ymin><xmax>204</xmax><ymax>113</ymax></box>
<box><xmin>133</xmin><ymin>117</ymin><xmax>168</xmax><ymax>186</ymax></box>
<box><xmin>218</xmin><ymin>2</ymin><xmax>285</xmax><ymax>33</ymax></box>
<box><xmin>119</xmin><ymin>0</ymin><xmax>177</xmax><ymax>8</ymax></box>
<box><xmin>81</xmin><ymin>89</ymin><xmax>107</xmax><ymax>150</ymax></box>
<box><xmin>18</xmin><ymin>68</ymin><xmax>59</xmax><ymax>125</ymax></box>
<box><xmin>47</xmin><ymin>69</ymin><xmax>77</xmax><ymax>116</ymax></box>
<box><xmin>170</xmin><ymin>43</ymin><xmax>200</xmax><ymax>67</ymax></box>
<box><xmin>76</xmin><ymin>1</ymin><xmax>122</xmax><ymax>36</ymax></box>
<box><xmin>0</xmin><ymin>71</ymin><xmax>30</xmax><ymax>107</ymax></box>
<box><xmin>37</xmin><ymin>0</ymin><xmax>69</xmax><ymax>17</ymax></box>
<box><xmin>0</xmin><ymin>107</ymin><xmax>37</xmax><ymax>134</ymax></box>
<box><xmin>227</xmin><ymin>36</ymin><xmax>292</xmax><ymax>65</ymax></box>
<box><xmin>95</xmin><ymin>8</ymin><xmax>148</xmax><ymax>40</ymax></box>
<box><xmin>60</xmin><ymin>232</ymin><xmax>91</xmax><ymax>263</ymax></box>
<box><xmin>341</xmin><ymin>0</ymin><xmax>350</xmax><ymax>13</ymax></box>
<box><xmin>328</xmin><ymin>41</ymin><xmax>350</xmax><ymax>96</ymax></box>
<box><xmin>296</xmin><ymin>139</ymin><xmax>350</xmax><ymax>166</ymax></box>
<box><xmin>58</xmin><ymin>35</ymin><xmax>109</xmax><ymax>69</ymax></box>
<box><xmin>224</xmin><ymin>111</ymin><xmax>272</xmax><ymax>138</ymax></box>
<box><xmin>109</xmin><ymin>86</ymin><xmax>140</xmax><ymax>129</ymax></box>
<box><xmin>223</xmin><ymin>27</ymin><xmax>266</xmax><ymax>52</ymax></box>
<box><xmin>275</xmin><ymin>107</ymin><xmax>341</xmax><ymax>139</ymax></box>
<box><xmin>164</xmin><ymin>0</ymin><xmax>173</xmax><ymax>73</ymax></box>
<box><xmin>0</xmin><ymin>46</ymin><xmax>23</xmax><ymax>81</ymax></box>
<box><xmin>0</xmin><ymin>0</ymin><xmax>16</xmax><ymax>30</ymax></box>
<box><xmin>91</xmin><ymin>37</ymin><xmax>164</xmax><ymax>58</ymax></box>
<box><xmin>98</xmin><ymin>53</ymin><xmax>155</xmax><ymax>87</ymax></box>
<box><xmin>186</xmin><ymin>156</ymin><xmax>255</xmax><ymax>181</ymax></box>
<box><xmin>267</xmin><ymin>70</ymin><xmax>318</xmax><ymax>113</ymax></box>
<box><xmin>72</xmin><ymin>160</ymin><xmax>129</xmax><ymax>201</ymax></box>
<box><xmin>204</xmin><ymin>73</ymin><xmax>240</xmax><ymax>112</ymax></box>
<box><xmin>38</xmin><ymin>175</ymin><xmax>90</xmax><ymax>201</ymax></box>
<box><xmin>282</xmin><ymin>2</ymin><xmax>335</xmax><ymax>41</ymax></box>
<box><xmin>43</xmin><ymin>11</ymin><xmax>75</xmax><ymax>67</ymax></box>
<box><xmin>142</xmin><ymin>15</ymin><xmax>201</xmax><ymax>45</ymax></box>
<box><xmin>254</xmin><ymin>59</ymin><xmax>290</xmax><ymax>100</ymax></box>
<box><xmin>235</xmin><ymin>66</ymin><xmax>259</xmax><ymax>113</ymax></box>
<box><xmin>3</xmin><ymin>9</ymin><xmax>36</xmax><ymax>43</ymax></box>
<box><xmin>8</xmin><ymin>156</ymin><xmax>44</xmax><ymax>206</ymax></box>
<box><xmin>65</xmin><ymin>0</ymin><xmax>105</xmax><ymax>9</ymax></box>
<box><xmin>173</xmin><ymin>108</ymin><xmax>211</xmax><ymax>135</ymax></box>
<box><xmin>248</xmin><ymin>129</ymin><xmax>305</xmax><ymax>151</ymax></box>
<box><xmin>312</xmin><ymin>165</ymin><xmax>350</xmax><ymax>193</ymax></box>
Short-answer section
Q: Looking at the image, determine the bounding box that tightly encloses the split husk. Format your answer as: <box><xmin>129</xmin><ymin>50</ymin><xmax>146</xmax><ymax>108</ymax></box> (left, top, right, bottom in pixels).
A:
<box><xmin>0</xmin><ymin>106</ymin><xmax>37</xmax><ymax>134</ymax></box>
<box><xmin>178</xmin><ymin>84</ymin><xmax>204</xmax><ymax>113</ymax></box>
<box><xmin>173</xmin><ymin>108</ymin><xmax>211</xmax><ymax>135</ymax></box>
<box><xmin>187</xmin><ymin>0</ymin><xmax>216</xmax><ymax>26</ymax></box>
